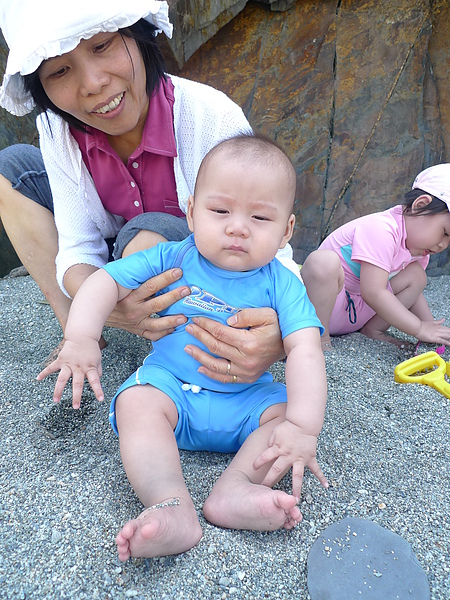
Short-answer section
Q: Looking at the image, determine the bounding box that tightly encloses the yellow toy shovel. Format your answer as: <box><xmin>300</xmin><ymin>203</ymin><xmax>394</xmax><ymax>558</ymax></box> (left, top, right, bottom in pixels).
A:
<box><xmin>394</xmin><ymin>351</ymin><xmax>450</xmax><ymax>399</ymax></box>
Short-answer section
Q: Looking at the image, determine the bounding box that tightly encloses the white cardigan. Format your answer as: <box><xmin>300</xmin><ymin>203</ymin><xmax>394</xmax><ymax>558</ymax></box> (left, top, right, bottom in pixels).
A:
<box><xmin>37</xmin><ymin>74</ymin><xmax>297</xmax><ymax>295</ymax></box>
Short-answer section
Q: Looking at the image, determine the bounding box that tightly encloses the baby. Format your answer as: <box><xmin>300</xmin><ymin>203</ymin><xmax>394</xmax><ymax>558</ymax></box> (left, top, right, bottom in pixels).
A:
<box><xmin>39</xmin><ymin>134</ymin><xmax>328</xmax><ymax>561</ymax></box>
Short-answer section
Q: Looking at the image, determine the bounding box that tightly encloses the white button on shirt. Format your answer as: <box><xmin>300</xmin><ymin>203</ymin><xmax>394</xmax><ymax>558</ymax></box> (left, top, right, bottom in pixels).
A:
<box><xmin>134</xmin><ymin>201</ymin><xmax>140</xmax><ymax>207</ymax></box>
<box><xmin>132</xmin><ymin>162</ymin><xmax>139</xmax><ymax>169</ymax></box>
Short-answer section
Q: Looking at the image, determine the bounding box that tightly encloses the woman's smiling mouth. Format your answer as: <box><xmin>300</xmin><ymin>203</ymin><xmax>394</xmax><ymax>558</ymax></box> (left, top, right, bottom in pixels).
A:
<box><xmin>93</xmin><ymin>92</ymin><xmax>124</xmax><ymax>114</ymax></box>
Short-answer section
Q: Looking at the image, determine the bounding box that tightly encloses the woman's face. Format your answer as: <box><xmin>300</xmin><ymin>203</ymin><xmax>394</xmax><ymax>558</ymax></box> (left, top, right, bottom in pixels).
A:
<box><xmin>38</xmin><ymin>32</ymin><xmax>149</xmax><ymax>138</ymax></box>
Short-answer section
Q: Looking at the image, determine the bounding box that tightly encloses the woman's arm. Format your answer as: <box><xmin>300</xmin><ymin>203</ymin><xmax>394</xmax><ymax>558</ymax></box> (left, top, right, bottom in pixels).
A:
<box><xmin>37</xmin><ymin>114</ymin><xmax>120</xmax><ymax>294</ymax></box>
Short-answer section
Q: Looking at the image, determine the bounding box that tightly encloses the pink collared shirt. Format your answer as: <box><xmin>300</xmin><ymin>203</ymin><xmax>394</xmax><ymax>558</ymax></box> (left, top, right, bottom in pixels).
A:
<box><xmin>70</xmin><ymin>77</ymin><xmax>183</xmax><ymax>222</ymax></box>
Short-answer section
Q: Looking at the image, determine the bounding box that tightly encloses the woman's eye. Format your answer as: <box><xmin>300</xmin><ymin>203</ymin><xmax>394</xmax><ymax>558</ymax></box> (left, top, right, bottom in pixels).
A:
<box><xmin>49</xmin><ymin>66</ymin><xmax>68</xmax><ymax>78</ymax></box>
<box><xmin>94</xmin><ymin>36</ymin><xmax>116</xmax><ymax>53</ymax></box>
<box><xmin>94</xmin><ymin>42</ymin><xmax>109</xmax><ymax>52</ymax></box>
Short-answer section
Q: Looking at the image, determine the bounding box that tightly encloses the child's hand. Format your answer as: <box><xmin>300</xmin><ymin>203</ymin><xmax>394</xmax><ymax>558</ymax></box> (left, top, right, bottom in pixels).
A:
<box><xmin>253</xmin><ymin>419</ymin><xmax>328</xmax><ymax>499</ymax></box>
<box><xmin>416</xmin><ymin>319</ymin><xmax>450</xmax><ymax>345</ymax></box>
<box><xmin>37</xmin><ymin>338</ymin><xmax>104</xmax><ymax>409</ymax></box>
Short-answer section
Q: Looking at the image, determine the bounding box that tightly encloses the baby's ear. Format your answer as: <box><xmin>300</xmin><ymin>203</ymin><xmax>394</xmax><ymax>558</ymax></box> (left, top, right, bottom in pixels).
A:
<box><xmin>279</xmin><ymin>214</ymin><xmax>295</xmax><ymax>249</ymax></box>
<box><xmin>186</xmin><ymin>195</ymin><xmax>195</xmax><ymax>232</ymax></box>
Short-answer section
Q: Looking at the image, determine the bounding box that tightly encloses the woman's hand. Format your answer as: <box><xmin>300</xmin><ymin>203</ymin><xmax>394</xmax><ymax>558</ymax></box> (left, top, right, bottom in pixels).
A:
<box><xmin>184</xmin><ymin>307</ymin><xmax>284</xmax><ymax>384</ymax></box>
<box><xmin>105</xmin><ymin>268</ymin><xmax>190</xmax><ymax>341</ymax></box>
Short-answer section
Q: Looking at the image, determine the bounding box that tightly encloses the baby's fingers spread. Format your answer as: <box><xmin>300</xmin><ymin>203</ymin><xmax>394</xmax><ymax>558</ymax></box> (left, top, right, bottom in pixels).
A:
<box><xmin>52</xmin><ymin>366</ymin><xmax>74</xmax><ymax>404</ymax></box>
<box><xmin>36</xmin><ymin>359</ymin><xmax>60</xmax><ymax>381</ymax></box>
<box><xmin>70</xmin><ymin>370</ymin><xmax>87</xmax><ymax>410</ymax></box>
<box><xmin>291</xmin><ymin>461</ymin><xmax>306</xmax><ymax>500</ymax></box>
<box><xmin>260</xmin><ymin>456</ymin><xmax>292</xmax><ymax>488</ymax></box>
<box><xmin>308</xmin><ymin>459</ymin><xmax>329</xmax><ymax>489</ymax></box>
<box><xmin>86</xmin><ymin>368</ymin><xmax>104</xmax><ymax>403</ymax></box>
<box><xmin>253</xmin><ymin>446</ymin><xmax>278</xmax><ymax>471</ymax></box>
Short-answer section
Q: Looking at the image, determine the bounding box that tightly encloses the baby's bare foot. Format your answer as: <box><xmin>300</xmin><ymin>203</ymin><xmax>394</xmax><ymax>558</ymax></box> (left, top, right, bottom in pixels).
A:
<box><xmin>116</xmin><ymin>498</ymin><xmax>202</xmax><ymax>561</ymax></box>
<box><xmin>203</xmin><ymin>482</ymin><xmax>301</xmax><ymax>531</ymax></box>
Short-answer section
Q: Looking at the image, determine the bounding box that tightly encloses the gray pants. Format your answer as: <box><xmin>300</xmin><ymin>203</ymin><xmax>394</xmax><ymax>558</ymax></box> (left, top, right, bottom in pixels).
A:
<box><xmin>0</xmin><ymin>144</ymin><xmax>190</xmax><ymax>259</ymax></box>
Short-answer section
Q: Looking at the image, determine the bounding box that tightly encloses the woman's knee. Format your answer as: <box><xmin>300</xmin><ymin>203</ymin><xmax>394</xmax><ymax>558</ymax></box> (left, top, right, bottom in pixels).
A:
<box><xmin>122</xmin><ymin>230</ymin><xmax>168</xmax><ymax>257</ymax></box>
<box><xmin>0</xmin><ymin>145</ymin><xmax>52</xmax><ymax>212</ymax></box>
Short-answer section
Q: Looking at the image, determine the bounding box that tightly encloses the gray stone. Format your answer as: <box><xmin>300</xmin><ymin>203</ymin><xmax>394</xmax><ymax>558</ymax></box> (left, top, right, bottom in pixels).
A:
<box><xmin>307</xmin><ymin>517</ymin><xmax>430</xmax><ymax>600</ymax></box>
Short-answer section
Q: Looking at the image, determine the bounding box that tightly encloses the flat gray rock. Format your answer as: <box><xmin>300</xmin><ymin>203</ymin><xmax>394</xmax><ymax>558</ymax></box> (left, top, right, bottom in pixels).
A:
<box><xmin>307</xmin><ymin>517</ymin><xmax>430</xmax><ymax>599</ymax></box>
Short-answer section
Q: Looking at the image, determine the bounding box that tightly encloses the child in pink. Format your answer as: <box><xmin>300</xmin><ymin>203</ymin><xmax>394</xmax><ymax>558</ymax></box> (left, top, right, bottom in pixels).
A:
<box><xmin>301</xmin><ymin>164</ymin><xmax>450</xmax><ymax>350</ymax></box>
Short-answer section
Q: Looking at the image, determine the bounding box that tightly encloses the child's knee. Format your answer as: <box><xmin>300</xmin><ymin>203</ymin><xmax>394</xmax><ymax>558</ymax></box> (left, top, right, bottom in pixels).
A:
<box><xmin>415</xmin><ymin>264</ymin><xmax>428</xmax><ymax>292</ymax></box>
<box><xmin>404</xmin><ymin>261</ymin><xmax>428</xmax><ymax>292</ymax></box>
<box><xmin>302</xmin><ymin>250</ymin><xmax>342</xmax><ymax>284</ymax></box>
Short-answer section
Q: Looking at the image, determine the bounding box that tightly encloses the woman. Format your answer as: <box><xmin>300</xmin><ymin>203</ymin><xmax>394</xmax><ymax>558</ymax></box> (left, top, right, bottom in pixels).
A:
<box><xmin>0</xmin><ymin>0</ymin><xmax>287</xmax><ymax>382</ymax></box>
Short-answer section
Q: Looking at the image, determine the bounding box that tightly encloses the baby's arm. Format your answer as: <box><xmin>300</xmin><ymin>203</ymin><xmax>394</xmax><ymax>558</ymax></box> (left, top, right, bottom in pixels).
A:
<box><xmin>253</xmin><ymin>327</ymin><xmax>328</xmax><ymax>499</ymax></box>
<box><xmin>37</xmin><ymin>269</ymin><xmax>130</xmax><ymax>408</ymax></box>
<box><xmin>360</xmin><ymin>262</ymin><xmax>450</xmax><ymax>344</ymax></box>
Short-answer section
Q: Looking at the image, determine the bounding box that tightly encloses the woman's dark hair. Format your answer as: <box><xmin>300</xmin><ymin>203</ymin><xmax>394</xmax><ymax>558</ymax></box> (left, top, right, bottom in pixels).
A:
<box><xmin>22</xmin><ymin>19</ymin><xmax>166</xmax><ymax>131</ymax></box>
<box><xmin>401</xmin><ymin>188</ymin><xmax>448</xmax><ymax>216</ymax></box>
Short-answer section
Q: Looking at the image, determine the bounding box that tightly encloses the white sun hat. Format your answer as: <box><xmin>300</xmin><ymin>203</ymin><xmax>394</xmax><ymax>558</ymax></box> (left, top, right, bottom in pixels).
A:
<box><xmin>412</xmin><ymin>163</ymin><xmax>450</xmax><ymax>211</ymax></box>
<box><xmin>0</xmin><ymin>0</ymin><xmax>173</xmax><ymax>116</ymax></box>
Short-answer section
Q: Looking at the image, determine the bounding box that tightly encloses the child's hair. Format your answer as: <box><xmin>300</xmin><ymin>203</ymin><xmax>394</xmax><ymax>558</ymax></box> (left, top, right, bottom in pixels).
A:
<box><xmin>401</xmin><ymin>188</ymin><xmax>449</xmax><ymax>216</ymax></box>
<box><xmin>195</xmin><ymin>133</ymin><xmax>297</xmax><ymax>209</ymax></box>
<box><xmin>22</xmin><ymin>19</ymin><xmax>166</xmax><ymax>132</ymax></box>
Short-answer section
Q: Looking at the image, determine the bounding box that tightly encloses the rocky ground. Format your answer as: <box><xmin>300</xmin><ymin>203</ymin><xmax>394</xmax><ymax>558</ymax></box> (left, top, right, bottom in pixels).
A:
<box><xmin>0</xmin><ymin>272</ymin><xmax>449</xmax><ymax>599</ymax></box>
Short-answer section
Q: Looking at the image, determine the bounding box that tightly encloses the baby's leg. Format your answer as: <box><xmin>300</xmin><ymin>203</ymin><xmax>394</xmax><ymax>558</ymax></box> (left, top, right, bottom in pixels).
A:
<box><xmin>114</xmin><ymin>386</ymin><xmax>202</xmax><ymax>561</ymax></box>
<box><xmin>360</xmin><ymin>262</ymin><xmax>428</xmax><ymax>346</ymax></box>
<box><xmin>203</xmin><ymin>405</ymin><xmax>301</xmax><ymax>531</ymax></box>
<box><xmin>301</xmin><ymin>250</ymin><xmax>344</xmax><ymax>350</ymax></box>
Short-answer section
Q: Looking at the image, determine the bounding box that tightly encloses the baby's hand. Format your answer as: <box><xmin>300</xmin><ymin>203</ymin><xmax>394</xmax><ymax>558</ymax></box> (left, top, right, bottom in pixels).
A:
<box><xmin>37</xmin><ymin>337</ymin><xmax>104</xmax><ymax>409</ymax></box>
<box><xmin>253</xmin><ymin>419</ymin><xmax>328</xmax><ymax>499</ymax></box>
<box><xmin>416</xmin><ymin>319</ymin><xmax>450</xmax><ymax>346</ymax></box>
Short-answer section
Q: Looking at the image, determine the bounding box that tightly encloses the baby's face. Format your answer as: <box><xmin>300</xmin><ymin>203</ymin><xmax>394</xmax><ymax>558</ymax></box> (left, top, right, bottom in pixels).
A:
<box><xmin>187</xmin><ymin>156</ymin><xmax>295</xmax><ymax>272</ymax></box>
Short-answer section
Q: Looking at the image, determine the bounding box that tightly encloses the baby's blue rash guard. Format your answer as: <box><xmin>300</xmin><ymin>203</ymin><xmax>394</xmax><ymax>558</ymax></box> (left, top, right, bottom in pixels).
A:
<box><xmin>103</xmin><ymin>234</ymin><xmax>323</xmax><ymax>393</ymax></box>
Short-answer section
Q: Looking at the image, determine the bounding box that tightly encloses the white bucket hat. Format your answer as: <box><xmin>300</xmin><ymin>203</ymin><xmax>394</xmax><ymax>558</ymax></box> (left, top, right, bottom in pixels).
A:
<box><xmin>0</xmin><ymin>0</ymin><xmax>173</xmax><ymax>116</ymax></box>
<box><xmin>412</xmin><ymin>163</ymin><xmax>450</xmax><ymax>211</ymax></box>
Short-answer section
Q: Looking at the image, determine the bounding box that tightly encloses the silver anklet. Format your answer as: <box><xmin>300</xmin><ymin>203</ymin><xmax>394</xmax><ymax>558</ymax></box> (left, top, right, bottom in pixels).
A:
<box><xmin>145</xmin><ymin>497</ymin><xmax>180</xmax><ymax>512</ymax></box>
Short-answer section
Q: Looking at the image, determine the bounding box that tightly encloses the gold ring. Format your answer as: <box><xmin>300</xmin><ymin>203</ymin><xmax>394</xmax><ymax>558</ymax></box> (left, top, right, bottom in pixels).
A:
<box><xmin>232</xmin><ymin>375</ymin><xmax>237</xmax><ymax>384</ymax></box>
<box><xmin>227</xmin><ymin>360</ymin><xmax>231</xmax><ymax>375</ymax></box>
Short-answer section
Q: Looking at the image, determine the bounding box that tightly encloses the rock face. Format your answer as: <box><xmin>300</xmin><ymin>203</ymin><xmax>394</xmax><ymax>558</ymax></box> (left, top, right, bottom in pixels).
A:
<box><xmin>162</xmin><ymin>0</ymin><xmax>450</xmax><ymax>273</ymax></box>
<box><xmin>1</xmin><ymin>0</ymin><xmax>449</xmax><ymax>276</ymax></box>
<box><xmin>166</xmin><ymin>0</ymin><xmax>297</xmax><ymax>66</ymax></box>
